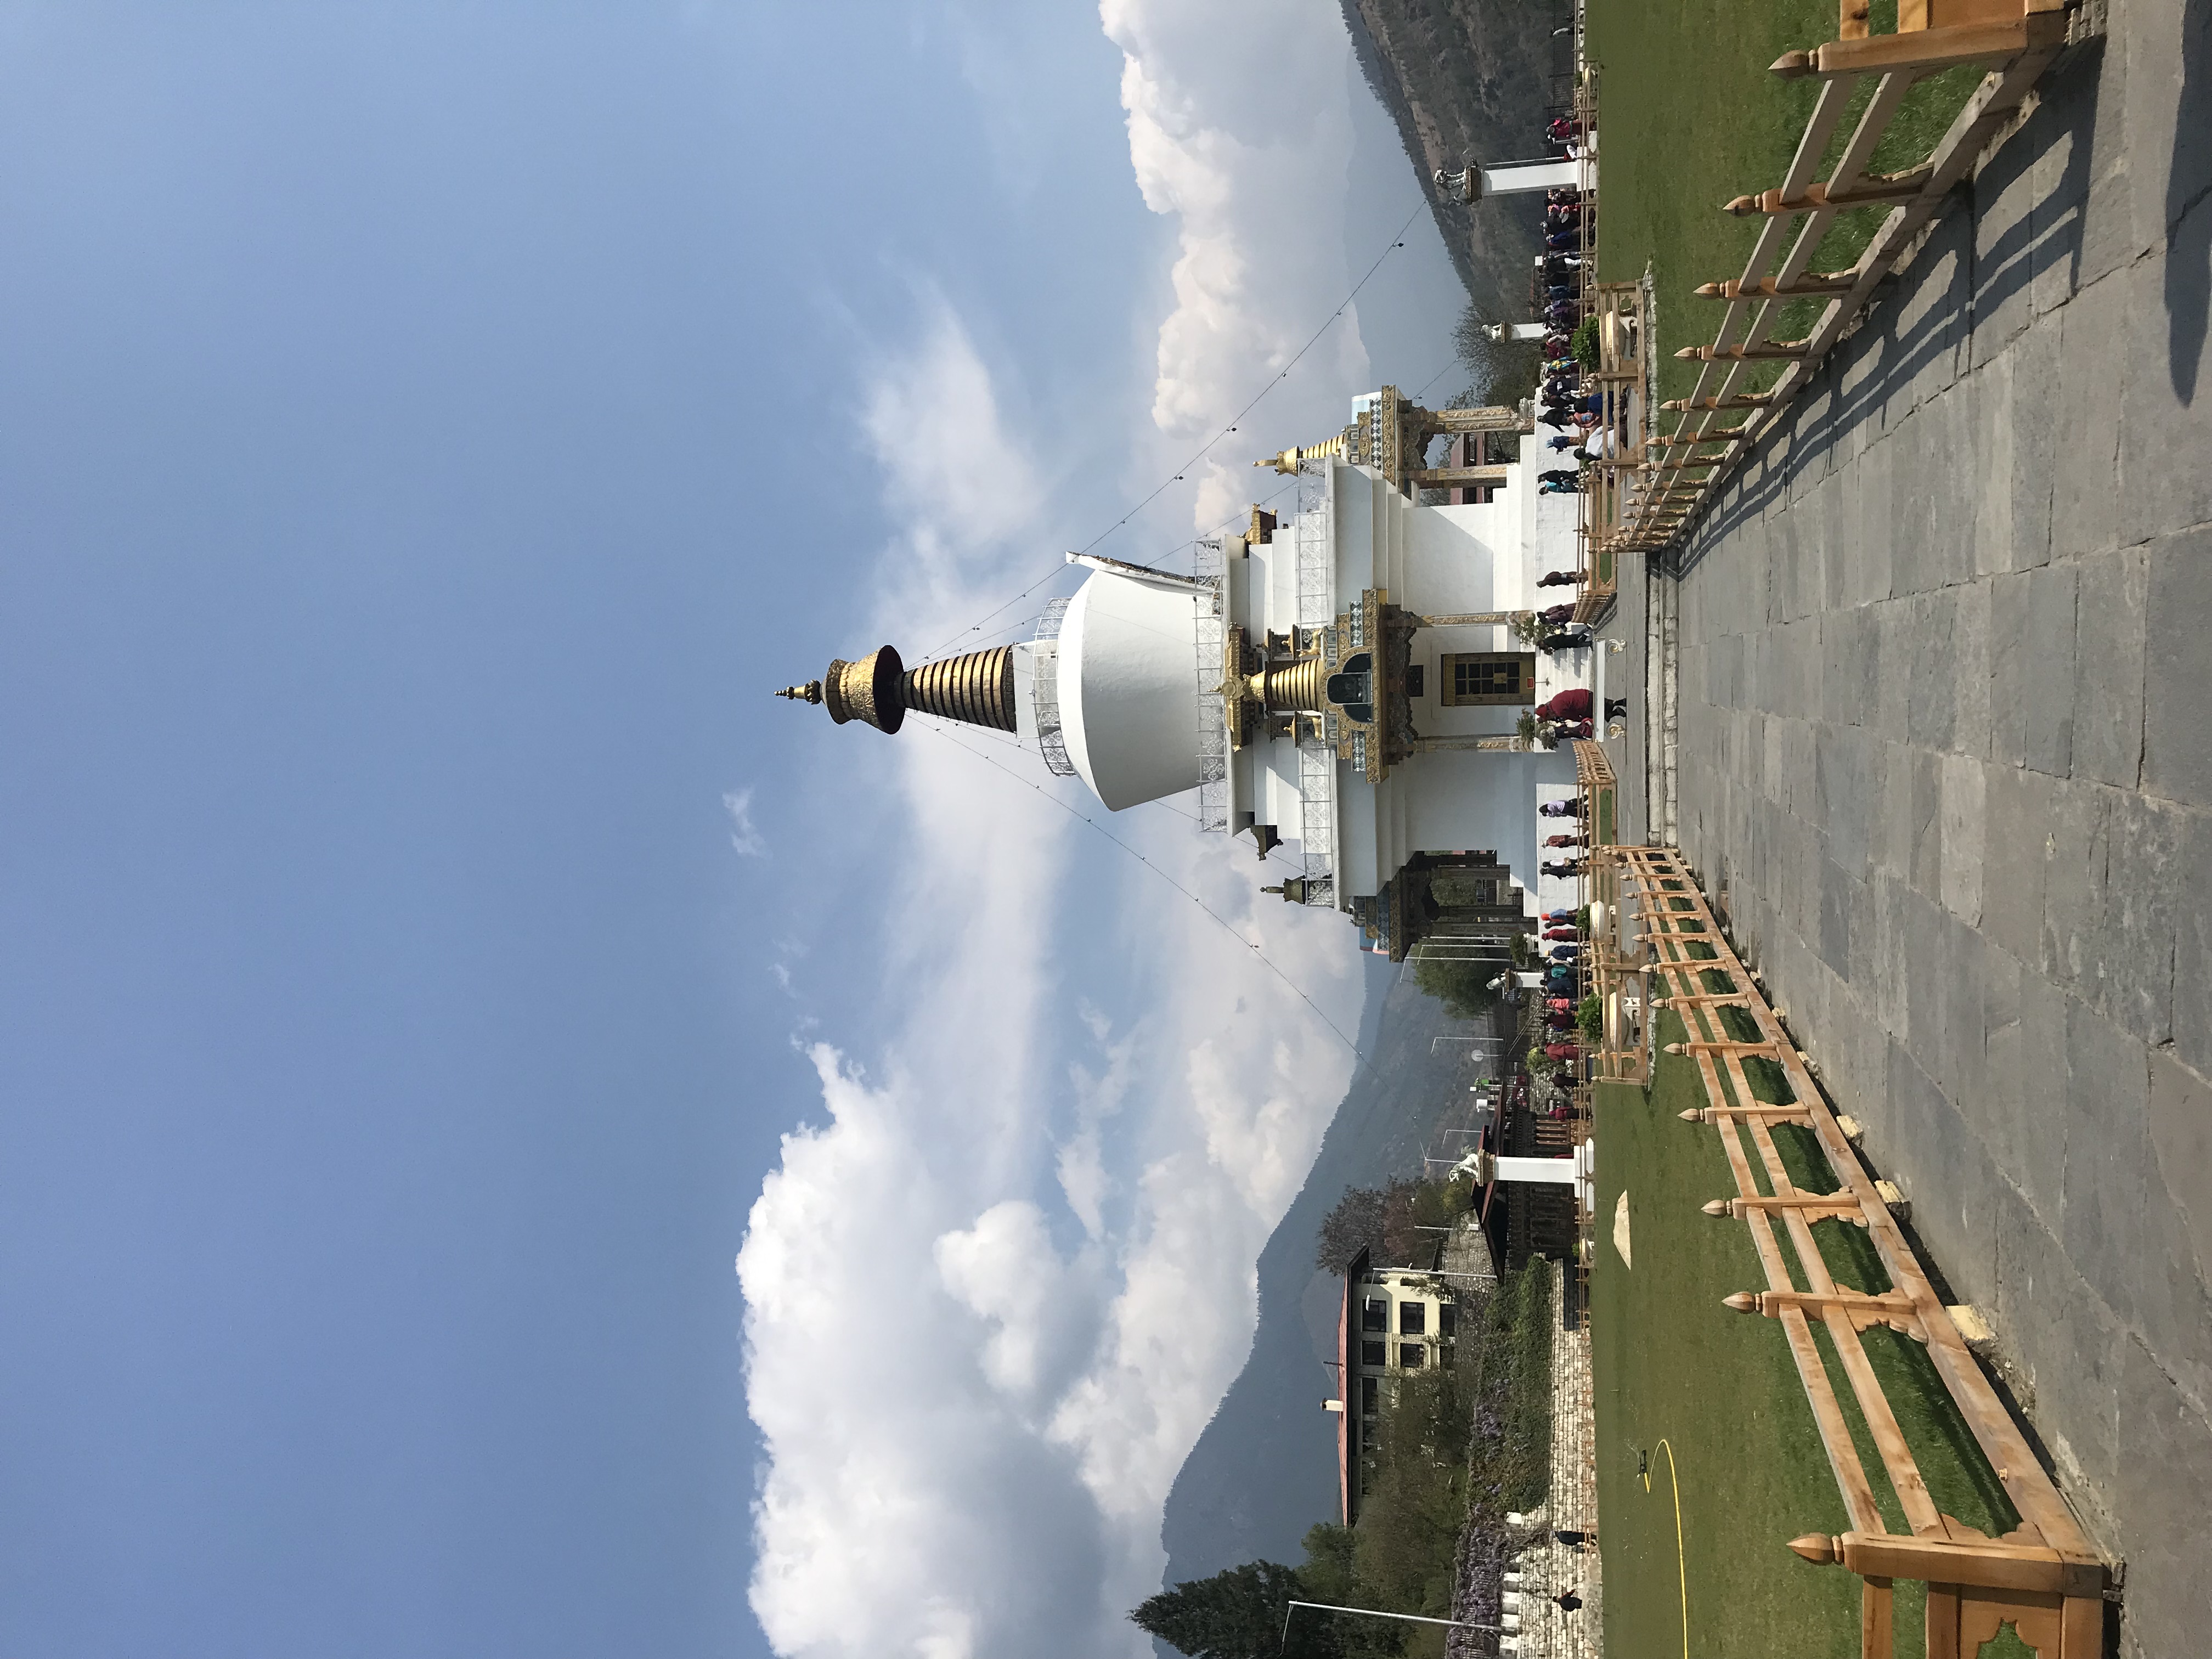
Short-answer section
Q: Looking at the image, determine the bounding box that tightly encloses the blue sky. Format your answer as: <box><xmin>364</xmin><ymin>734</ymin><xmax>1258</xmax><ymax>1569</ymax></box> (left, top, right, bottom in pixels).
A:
<box><xmin>0</xmin><ymin>5</ymin><xmax>1471</xmax><ymax>1656</ymax></box>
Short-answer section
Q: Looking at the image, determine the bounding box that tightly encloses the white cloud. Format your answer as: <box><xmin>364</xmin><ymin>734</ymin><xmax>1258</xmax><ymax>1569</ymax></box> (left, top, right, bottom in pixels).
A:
<box><xmin>1101</xmin><ymin>0</ymin><xmax>1373</xmax><ymax>533</ymax></box>
<box><xmin>724</xmin><ymin>788</ymin><xmax>768</xmax><ymax>858</ymax></box>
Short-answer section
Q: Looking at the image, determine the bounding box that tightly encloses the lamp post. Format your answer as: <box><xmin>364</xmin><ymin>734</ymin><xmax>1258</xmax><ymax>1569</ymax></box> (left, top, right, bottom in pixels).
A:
<box><xmin>1280</xmin><ymin>1600</ymin><xmax>1502</xmax><ymax>1650</ymax></box>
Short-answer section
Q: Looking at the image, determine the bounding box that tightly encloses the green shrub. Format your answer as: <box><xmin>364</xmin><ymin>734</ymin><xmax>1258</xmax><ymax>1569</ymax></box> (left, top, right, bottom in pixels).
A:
<box><xmin>1570</xmin><ymin>316</ymin><xmax>1600</xmax><ymax>369</ymax></box>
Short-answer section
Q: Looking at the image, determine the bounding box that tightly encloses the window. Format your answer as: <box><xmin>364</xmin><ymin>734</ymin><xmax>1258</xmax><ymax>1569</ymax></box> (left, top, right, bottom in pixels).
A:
<box><xmin>1398</xmin><ymin>1302</ymin><xmax>1426</xmax><ymax>1336</ymax></box>
<box><xmin>1360</xmin><ymin>1376</ymin><xmax>1379</xmax><ymax>1417</ymax></box>
<box><xmin>1439</xmin><ymin>1302</ymin><xmax>1458</xmax><ymax>1339</ymax></box>
<box><xmin>1361</xmin><ymin>1340</ymin><xmax>1386</xmax><ymax>1368</ymax></box>
<box><xmin>1362</xmin><ymin>1297</ymin><xmax>1388</xmax><ymax>1333</ymax></box>
<box><xmin>1438</xmin><ymin>652</ymin><xmax>1537</xmax><ymax>707</ymax></box>
<box><xmin>1400</xmin><ymin>1344</ymin><xmax>1425</xmax><ymax>1369</ymax></box>
<box><xmin>1406</xmin><ymin>664</ymin><xmax>1425</xmax><ymax>697</ymax></box>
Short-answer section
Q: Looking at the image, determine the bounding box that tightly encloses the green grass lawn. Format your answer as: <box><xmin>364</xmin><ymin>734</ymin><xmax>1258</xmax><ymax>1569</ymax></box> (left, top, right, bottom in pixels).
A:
<box><xmin>1583</xmin><ymin>0</ymin><xmax>1984</xmax><ymax>405</ymax></box>
<box><xmin>1591</xmin><ymin>1015</ymin><xmax>2018</xmax><ymax>1658</ymax></box>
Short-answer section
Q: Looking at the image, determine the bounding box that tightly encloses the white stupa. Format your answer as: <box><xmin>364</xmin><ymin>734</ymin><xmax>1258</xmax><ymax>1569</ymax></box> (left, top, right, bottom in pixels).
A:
<box><xmin>779</xmin><ymin>387</ymin><xmax>1598</xmax><ymax>962</ymax></box>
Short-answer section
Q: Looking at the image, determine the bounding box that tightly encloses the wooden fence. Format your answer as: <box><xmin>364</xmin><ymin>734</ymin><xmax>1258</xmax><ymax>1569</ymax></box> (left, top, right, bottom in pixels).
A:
<box><xmin>1574</xmin><ymin>282</ymin><xmax>1643</xmax><ymax>625</ymax></box>
<box><xmin>1590</xmin><ymin>844</ymin><xmax>2111</xmax><ymax>1657</ymax></box>
<box><xmin>1610</xmin><ymin>0</ymin><xmax>2088</xmax><ymax>558</ymax></box>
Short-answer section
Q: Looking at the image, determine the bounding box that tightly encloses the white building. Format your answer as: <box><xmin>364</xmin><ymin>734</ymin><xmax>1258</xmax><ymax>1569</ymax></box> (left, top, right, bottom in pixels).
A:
<box><xmin>1328</xmin><ymin>1247</ymin><xmax>1460</xmax><ymax>1524</ymax></box>
<box><xmin>778</xmin><ymin>387</ymin><xmax>1594</xmax><ymax>960</ymax></box>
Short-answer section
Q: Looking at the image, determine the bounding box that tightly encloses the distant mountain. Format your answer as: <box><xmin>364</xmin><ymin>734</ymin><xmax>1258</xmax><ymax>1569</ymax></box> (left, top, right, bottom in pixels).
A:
<box><xmin>1341</xmin><ymin>0</ymin><xmax>1560</xmax><ymax>323</ymax></box>
<box><xmin>1156</xmin><ymin>972</ymin><xmax>1499</xmax><ymax>1587</ymax></box>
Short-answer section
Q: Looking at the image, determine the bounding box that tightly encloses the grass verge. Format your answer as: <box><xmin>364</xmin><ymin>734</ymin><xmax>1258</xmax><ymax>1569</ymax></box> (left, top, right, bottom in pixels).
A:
<box><xmin>1592</xmin><ymin>1028</ymin><xmax>2018</xmax><ymax>1658</ymax></box>
<box><xmin>1582</xmin><ymin>0</ymin><xmax>1984</xmax><ymax>403</ymax></box>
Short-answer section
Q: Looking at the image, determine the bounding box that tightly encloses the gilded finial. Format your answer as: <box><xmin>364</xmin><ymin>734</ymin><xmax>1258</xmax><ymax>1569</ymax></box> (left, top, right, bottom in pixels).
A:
<box><xmin>777</xmin><ymin>681</ymin><xmax>824</xmax><ymax>705</ymax></box>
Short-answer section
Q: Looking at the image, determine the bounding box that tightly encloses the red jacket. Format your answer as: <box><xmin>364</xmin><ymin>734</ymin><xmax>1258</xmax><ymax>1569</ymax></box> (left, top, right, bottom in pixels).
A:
<box><xmin>1536</xmin><ymin>689</ymin><xmax>1593</xmax><ymax>721</ymax></box>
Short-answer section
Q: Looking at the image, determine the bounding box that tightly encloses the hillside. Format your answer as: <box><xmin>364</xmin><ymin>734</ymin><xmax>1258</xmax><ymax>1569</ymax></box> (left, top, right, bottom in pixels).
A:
<box><xmin>1341</xmin><ymin>0</ymin><xmax>1560</xmax><ymax>321</ymax></box>
<box><xmin>1156</xmin><ymin>972</ymin><xmax>1501</xmax><ymax>1587</ymax></box>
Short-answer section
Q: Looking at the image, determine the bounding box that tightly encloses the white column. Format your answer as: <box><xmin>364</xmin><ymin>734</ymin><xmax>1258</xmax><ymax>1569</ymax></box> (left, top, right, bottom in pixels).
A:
<box><xmin>1436</xmin><ymin>159</ymin><xmax>1581</xmax><ymax>202</ymax></box>
<box><xmin>1495</xmin><ymin>1155</ymin><xmax>1580</xmax><ymax>1185</ymax></box>
<box><xmin>1480</xmin><ymin>160</ymin><xmax>1578</xmax><ymax>195</ymax></box>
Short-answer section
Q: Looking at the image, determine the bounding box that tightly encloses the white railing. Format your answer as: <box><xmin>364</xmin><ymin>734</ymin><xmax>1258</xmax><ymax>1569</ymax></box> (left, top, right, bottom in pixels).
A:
<box><xmin>1293</xmin><ymin>465</ymin><xmax>1335</xmax><ymax>631</ymax></box>
<box><xmin>1298</xmin><ymin>738</ymin><xmax>1336</xmax><ymax>906</ymax></box>
<box><xmin>1192</xmin><ymin>539</ymin><xmax>1229</xmax><ymax>831</ymax></box>
<box><xmin>1031</xmin><ymin>597</ymin><xmax>1076</xmax><ymax>778</ymax></box>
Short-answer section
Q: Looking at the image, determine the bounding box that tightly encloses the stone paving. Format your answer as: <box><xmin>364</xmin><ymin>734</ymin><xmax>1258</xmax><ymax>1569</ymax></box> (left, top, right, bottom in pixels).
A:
<box><xmin>1604</xmin><ymin>7</ymin><xmax>2212</xmax><ymax>1652</ymax></box>
<box><xmin>1494</xmin><ymin>1262</ymin><xmax>1599</xmax><ymax>1659</ymax></box>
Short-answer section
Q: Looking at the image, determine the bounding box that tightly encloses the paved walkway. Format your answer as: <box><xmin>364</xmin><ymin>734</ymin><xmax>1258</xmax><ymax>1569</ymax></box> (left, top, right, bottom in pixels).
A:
<box><xmin>1619</xmin><ymin>8</ymin><xmax>2211</xmax><ymax>1653</ymax></box>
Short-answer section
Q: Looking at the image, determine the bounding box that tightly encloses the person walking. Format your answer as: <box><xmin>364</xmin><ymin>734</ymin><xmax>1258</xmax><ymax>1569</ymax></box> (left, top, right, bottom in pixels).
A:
<box><xmin>1539</xmin><ymin>797</ymin><xmax>1585</xmax><ymax>816</ymax></box>
<box><xmin>1536</xmin><ymin>688</ymin><xmax>1592</xmax><ymax>721</ymax></box>
<box><xmin>1545</xmin><ymin>832</ymin><xmax>1583</xmax><ymax>847</ymax></box>
<box><xmin>1538</xmin><ymin>568</ymin><xmax>1581</xmax><ymax>588</ymax></box>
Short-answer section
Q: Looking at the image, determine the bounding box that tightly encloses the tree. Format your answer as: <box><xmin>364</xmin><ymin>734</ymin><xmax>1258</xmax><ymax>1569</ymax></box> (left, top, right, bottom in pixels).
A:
<box><xmin>1131</xmin><ymin>1561</ymin><xmax>1337</xmax><ymax>1659</ymax></box>
<box><xmin>1316</xmin><ymin>1184</ymin><xmax>1386</xmax><ymax>1273</ymax></box>
<box><xmin>1410</xmin><ymin>950</ymin><xmax>1499</xmax><ymax>1018</ymax></box>
<box><xmin>1296</xmin><ymin>1526</ymin><xmax>1403</xmax><ymax>1659</ymax></box>
<box><xmin>1381</xmin><ymin>1176</ymin><xmax>1471</xmax><ymax>1268</ymax></box>
<box><xmin>1449</xmin><ymin>299</ymin><xmax>1541</xmax><ymax>413</ymax></box>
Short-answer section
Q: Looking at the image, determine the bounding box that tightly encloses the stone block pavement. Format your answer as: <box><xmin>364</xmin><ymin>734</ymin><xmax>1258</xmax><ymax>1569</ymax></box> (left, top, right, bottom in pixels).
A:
<box><xmin>1600</xmin><ymin>4</ymin><xmax>2212</xmax><ymax>1651</ymax></box>
<box><xmin>1487</xmin><ymin>1262</ymin><xmax>1597</xmax><ymax>1659</ymax></box>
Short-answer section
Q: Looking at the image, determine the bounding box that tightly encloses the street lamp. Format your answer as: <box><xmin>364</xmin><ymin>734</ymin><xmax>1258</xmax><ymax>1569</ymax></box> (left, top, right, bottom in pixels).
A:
<box><xmin>1280</xmin><ymin>1600</ymin><xmax>1502</xmax><ymax>1650</ymax></box>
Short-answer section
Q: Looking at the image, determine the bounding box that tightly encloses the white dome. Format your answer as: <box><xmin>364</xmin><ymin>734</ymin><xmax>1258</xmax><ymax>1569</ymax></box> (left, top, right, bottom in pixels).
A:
<box><xmin>1057</xmin><ymin>571</ymin><xmax>1203</xmax><ymax>810</ymax></box>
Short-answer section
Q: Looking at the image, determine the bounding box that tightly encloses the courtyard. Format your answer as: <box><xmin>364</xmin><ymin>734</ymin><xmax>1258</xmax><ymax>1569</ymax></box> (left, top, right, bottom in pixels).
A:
<box><xmin>1590</xmin><ymin>2</ymin><xmax>2212</xmax><ymax>1652</ymax></box>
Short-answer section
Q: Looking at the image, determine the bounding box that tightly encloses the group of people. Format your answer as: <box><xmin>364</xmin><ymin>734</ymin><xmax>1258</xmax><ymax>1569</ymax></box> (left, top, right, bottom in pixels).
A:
<box><xmin>1536</xmin><ymin>186</ymin><xmax>1588</xmax><ymax>330</ymax></box>
<box><xmin>1528</xmin><ymin>686</ymin><xmax>1624</xmax><ymax>749</ymax></box>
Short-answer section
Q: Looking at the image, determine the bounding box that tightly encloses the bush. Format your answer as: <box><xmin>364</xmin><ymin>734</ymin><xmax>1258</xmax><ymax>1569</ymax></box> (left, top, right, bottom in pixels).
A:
<box><xmin>1570</xmin><ymin>316</ymin><xmax>1599</xmax><ymax>369</ymax></box>
<box><xmin>1577</xmin><ymin>995</ymin><xmax>1602</xmax><ymax>1041</ymax></box>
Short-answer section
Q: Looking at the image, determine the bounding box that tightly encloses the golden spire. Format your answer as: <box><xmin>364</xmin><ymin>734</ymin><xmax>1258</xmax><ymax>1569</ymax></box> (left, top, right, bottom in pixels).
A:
<box><xmin>774</xmin><ymin>646</ymin><xmax>1017</xmax><ymax>736</ymax></box>
<box><xmin>1256</xmin><ymin>430</ymin><xmax>1349</xmax><ymax>475</ymax></box>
